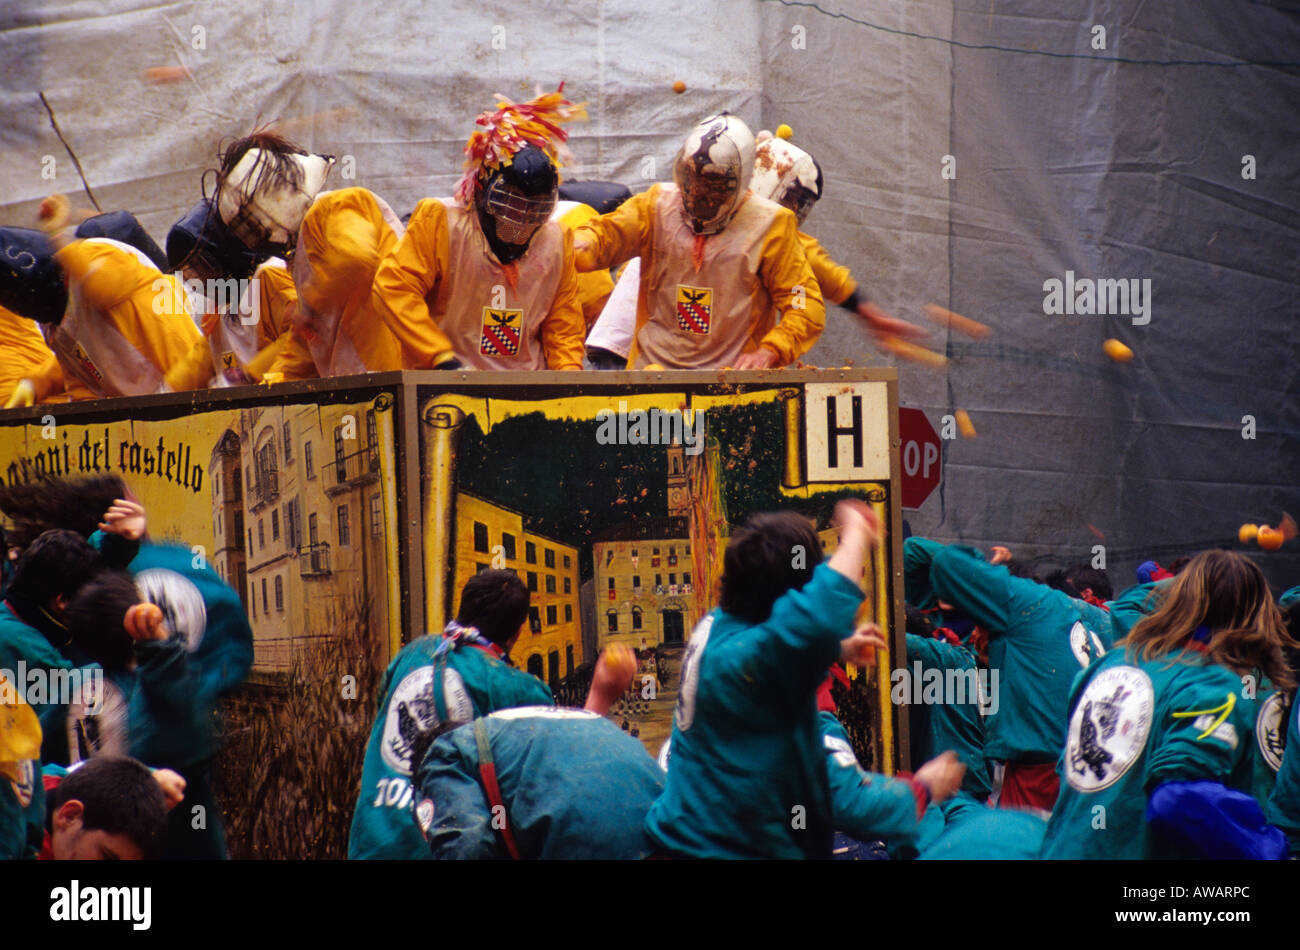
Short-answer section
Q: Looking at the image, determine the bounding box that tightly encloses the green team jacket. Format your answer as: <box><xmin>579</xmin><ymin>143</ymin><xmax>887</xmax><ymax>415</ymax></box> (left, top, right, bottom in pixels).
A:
<box><xmin>0</xmin><ymin>601</ymin><xmax>76</xmax><ymax>859</ymax></box>
<box><xmin>69</xmin><ymin>543</ymin><xmax>253</xmax><ymax>860</ymax></box>
<box><xmin>412</xmin><ymin>707</ymin><xmax>665</xmax><ymax>859</ymax></box>
<box><xmin>904</xmin><ymin>633</ymin><xmax>991</xmax><ymax>802</ymax></box>
<box><xmin>1268</xmin><ymin>591</ymin><xmax>1300</xmax><ymax>850</ymax></box>
<box><xmin>920</xmin><ymin>806</ymin><xmax>1047</xmax><ymax>860</ymax></box>
<box><xmin>820</xmin><ymin>711</ymin><xmax>924</xmax><ymax>848</ymax></box>
<box><xmin>348</xmin><ymin>633</ymin><xmax>553</xmax><ymax>859</ymax></box>
<box><xmin>1040</xmin><ymin>647</ymin><xmax>1258</xmax><ymax>859</ymax></box>
<box><xmin>923</xmin><ymin>543</ymin><xmax>1114</xmax><ymax>764</ymax></box>
<box><xmin>1266</xmin><ymin>688</ymin><xmax>1300</xmax><ymax>852</ymax></box>
<box><xmin>1106</xmin><ymin>580</ymin><xmax>1167</xmax><ymax>640</ymax></box>
<box><xmin>644</xmin><ymin>562</ymin><xmax>863</xmax><ymax>859</ymax></box>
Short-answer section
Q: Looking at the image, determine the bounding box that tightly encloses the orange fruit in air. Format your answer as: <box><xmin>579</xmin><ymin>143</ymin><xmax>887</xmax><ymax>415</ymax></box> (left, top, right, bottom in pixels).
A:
<box><xmin>144</xmin><ymin>65</ymin><xmax>192</xmax><ymax>83</ymax></box>
<box><xmin>955</xmin><ymin>410</ymin><xmax>976</xmax><ymax>438</ymax></box>
<box><xmin>603</xmin><ymin>644</ymin><xmax>637</xmax><ymax>680</ymax></box>
<box><xmin>1238</xmin><ymin>523</ymin><xmax>1259</xmax><ymax>545</ymax></box>
<box><xmin>1103</xmin><ymin>339</ymin><xmax>1133</xmax><ymax>362</ymax></box>
<box><xmin>1257</xmin><ymin>527</ymin><xmax>1284</xmax><ymax>551</ymax></box>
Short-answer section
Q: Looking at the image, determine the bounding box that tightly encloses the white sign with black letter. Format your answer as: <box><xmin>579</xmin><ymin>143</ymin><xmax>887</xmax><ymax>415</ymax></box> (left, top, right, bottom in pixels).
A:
<box><xmin>804</xmin><ymin>382</ymin><xmax>890</xmax><ymax>482</ymax></box>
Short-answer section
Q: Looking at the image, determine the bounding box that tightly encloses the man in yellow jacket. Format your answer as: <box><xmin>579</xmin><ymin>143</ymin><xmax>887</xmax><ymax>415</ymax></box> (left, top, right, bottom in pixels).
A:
<box><xmin>554</xmin><ymin>199</ymin><xmax>615</xmax><ymax>330</ymax></box>
<box><xmin>746</xmin><ymin>130</ymin><xmax>927</xmax><ymax>354</ymax></box>
<box><xmin>164</xmin><ymin>258</ymin><xmax>304</xmax><ymax>392</ymax></box>
<box><xmin>2</xmin><ymin>204</ymin><xmax>200</xmax><ymax>405</ymax></box>
<box><xmin>166</xmin><ymin>133</ymin><xmax>404</xmax><ymax>387</ymax></box>
<box><xmin>162</xmin><ymin>195</ymin><xmax>300</xmax><ymax>390</ymax></box>
<box><xmin>573</xmin><ymin>112</ymin><xmax>824</xmax><ymax>370</ymax></box>
<box><xmin>370</xmin><ymin>88</ymin><xmax>587</xmax><ymax>372</ymax></box>
<box><xmin>0</xmin><ymin>306</ymin><xmax>57</xmax><ymax>402</ymax></box>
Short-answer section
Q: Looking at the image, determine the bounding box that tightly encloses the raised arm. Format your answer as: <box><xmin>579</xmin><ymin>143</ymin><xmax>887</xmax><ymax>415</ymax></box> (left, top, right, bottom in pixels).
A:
<box><xmin>571</xmin><ymin>188</ymin><xmax>654</xmax><ymax>274</ymax></box>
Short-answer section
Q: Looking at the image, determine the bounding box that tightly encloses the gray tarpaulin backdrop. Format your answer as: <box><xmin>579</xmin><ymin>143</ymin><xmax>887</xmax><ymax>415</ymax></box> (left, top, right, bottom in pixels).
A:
<box><xmin>1</xmin><ymin>0</ymin><xmax>1296</xmax><ymax>591</ymax></box>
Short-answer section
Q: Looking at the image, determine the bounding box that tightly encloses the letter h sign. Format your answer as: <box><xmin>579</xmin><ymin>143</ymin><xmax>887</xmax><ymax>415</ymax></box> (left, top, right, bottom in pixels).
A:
<box><xmin>803</xmin><ymin>382</ymin><xmax>890</xmax><ymax>483</ymax></box>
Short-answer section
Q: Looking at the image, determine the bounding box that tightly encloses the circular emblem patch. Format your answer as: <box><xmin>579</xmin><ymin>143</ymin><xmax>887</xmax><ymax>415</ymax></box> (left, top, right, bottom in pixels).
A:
<box><xmin>1065</xmin><ymin>665</ymin><xmax>1154</xmax><ymax>792</ymax></box>
<box><xmin>1068</xmin><ymin>620</ymin><xmax>1107</xmax><ymax>668</ymax></box>
<box><xmin>674</xmin><ymin>614</ymin><xmax>714</xmax><ymax>732</ymax></box>
<box><xmin>135</xmin><ymin>568</ymin><xmax>208</xmax><ymax>652</ymax></box>
<box><xmin>380</xmin><ymin>665</ymin><xmax>472</xmax><ymax>774</ymax></box>
<box><xmin>1256</xmin><ymin>692</ymin><xmax>1286</xmax><ymax>772</ymax></box>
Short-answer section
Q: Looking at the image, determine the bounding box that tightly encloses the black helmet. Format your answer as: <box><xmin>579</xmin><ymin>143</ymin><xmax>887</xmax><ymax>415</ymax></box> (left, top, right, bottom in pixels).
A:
<box><xmin>75</xmin><ymin>211</ymin><xmax>168</xmax><ymax>273</ymax></box>
<box><xmin>0</xmin><ymin>227</ymin><xmax>68</xmax><ymax>324</ymax></box>
<box><xmin>167</xmin><ymin>198</ymin><xmax>265</xmax><ymax>282</ymax></box>
<box><xmin>474</xmin><ymin>145</ymin><xmax>558</xmax><ymax>264</ymax></box>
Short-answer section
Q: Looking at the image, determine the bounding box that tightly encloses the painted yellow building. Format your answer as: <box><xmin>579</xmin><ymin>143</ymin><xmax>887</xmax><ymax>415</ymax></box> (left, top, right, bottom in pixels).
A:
<box><xmin>452</xmin><ymin>491</ymin><xmax>582</xmax><ymax>687</ymax></box>
<box><xmin>219</xmin><ymin>401</ymin><xmax>392</xmax><ymax>674</ymax></box>
<box><xmin>208</xmin><ymin>429</ymin><xmax>247</xmax><ymax>612</ymax></box>
<box><xmin>591</xmin><ymin>517</ymin><xmax>702</xmax><ymax>653</ymax></box>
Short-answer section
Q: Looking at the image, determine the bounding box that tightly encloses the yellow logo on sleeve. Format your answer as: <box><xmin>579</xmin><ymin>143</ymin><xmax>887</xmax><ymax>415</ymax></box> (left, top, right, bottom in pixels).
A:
<box><xmin>1172</xmin><ymin>692</ymin><xmax>1236</xmax><ymax>741</ymax></box>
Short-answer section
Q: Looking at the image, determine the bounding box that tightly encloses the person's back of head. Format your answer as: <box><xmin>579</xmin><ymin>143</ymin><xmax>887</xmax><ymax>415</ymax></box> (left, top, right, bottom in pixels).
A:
<box><xmin>46</xmin><ymin>756</ymin><xmax>166</xmax><ymax>860</ymax></box>
<box><xmin>719</xmin><ymin>511</ymin><xmax>823</xmax><ymax>625</ymax></box>
<box><xmin>8</xmin><ymin>529</ymin><xmax>103</xmax><ymax>610</ymax></box>
<box><xmin>1044</xmin><ymin>563</ymin><xmax>1113</xmax><ymax>602</ymax></box>
<box><xmin>0</xmin><ymin>474</ymin><xmax>128</xmax><ymax>551</ymax></box>
<box><xmin>455</xmin><ymin>569</ymin><xmax>530</xmax><ymax>650</ymax></box>
<box><xmin>64</xmin><ymin>570</ymin><xmax>140</xmax><ymax>671</ymax></box>
<box><xmin>1122</xmin><ymin>549</ymin><xmax>1295</xmax><ymax>691</ymax></box>
<box><xmin>1002</xmin><ymin>558</ymin><xmax>1036</xmax><ymax>581</ymax></box>
<box><xmin>905</xmin><ymin>604</ymin><xmax>935</xmax><ymax>637</ymax></box>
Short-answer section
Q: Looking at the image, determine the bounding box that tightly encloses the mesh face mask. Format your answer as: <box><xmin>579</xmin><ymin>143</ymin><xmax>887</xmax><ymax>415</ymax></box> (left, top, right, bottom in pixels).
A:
<box><xmin>217</xmin><ymin>150</ymin><xmax>334</xmax><ymax>254</ymax></box>
<box><xmin>482</xmin><ymin>176</ymin><xmax>557</xmax><ymax>245</ymax></box>
<box><xmin>676</xmin><ymin>164</ymin><xmax>741</xmax><ymax>227</ymax></box>
<box><xmin>783</xmin><ymin>183</ymin><xmax>820</xmax><ymax>226</ymax></box>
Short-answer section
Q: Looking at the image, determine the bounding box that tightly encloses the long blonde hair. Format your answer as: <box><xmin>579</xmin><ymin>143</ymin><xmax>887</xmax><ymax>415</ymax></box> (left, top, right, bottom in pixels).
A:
<box><xmin>1120</xmin><ymin>549</ymin><xmax>1295</xmax><ymax>692</ymax></box>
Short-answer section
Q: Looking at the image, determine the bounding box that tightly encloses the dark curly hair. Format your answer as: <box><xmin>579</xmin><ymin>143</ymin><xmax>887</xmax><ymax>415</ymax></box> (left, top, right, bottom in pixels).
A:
<box><xmin>0</xmin><ymin>474</ymin><xmax>128</xmax><ymax>550</ymax></box>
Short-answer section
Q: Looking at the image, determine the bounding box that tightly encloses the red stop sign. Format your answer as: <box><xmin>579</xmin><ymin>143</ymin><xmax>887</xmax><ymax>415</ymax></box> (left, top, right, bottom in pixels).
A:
<box><xmin>899</xmin><ymin>408</ymin><xmax>942</xmax><ymax>510</ymax></box>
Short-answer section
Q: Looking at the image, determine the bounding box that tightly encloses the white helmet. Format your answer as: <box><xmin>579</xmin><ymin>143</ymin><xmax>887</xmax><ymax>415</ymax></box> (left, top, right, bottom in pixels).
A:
<box><xmin>216</xmin><ymin>148</ymin><xmax>334</xmax><ymax>253</ymax></box>
<box><xmin>751</xmin><ymin>131</ymin><xmax>823</xmax><ymax>226</ymax></box>
<box><xmin>672</xmin><ymin>113</ymin><xmax>755</xmax><ymax>235</ymax></box>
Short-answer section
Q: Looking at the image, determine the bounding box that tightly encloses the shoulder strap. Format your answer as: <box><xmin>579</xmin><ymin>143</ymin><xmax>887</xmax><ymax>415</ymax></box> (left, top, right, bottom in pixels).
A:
<box><xmin>473</xmin><ymin>719</ymin><xmax>522</xmax><ymax>861</ymax></box>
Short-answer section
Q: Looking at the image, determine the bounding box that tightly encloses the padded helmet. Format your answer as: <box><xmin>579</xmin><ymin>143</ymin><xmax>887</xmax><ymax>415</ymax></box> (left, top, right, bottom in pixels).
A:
<box><xmin>751</xmin><ymin>131</ymin><xmax>823</xmax><ymax>226</ymax></box>
<box><xmin>672</xmin><ymin>113</ymin><xmax>756</xmax><ymax>235</ymax></box>
<box><xmin>167</xmin><ymin>198</ymin><xmax>264</xmax><ymax>282</ymax></box>
<box><xmin>216</xmin><ymin>147</ymin><xmax>333</xmax><ymax>256</ymax></box>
